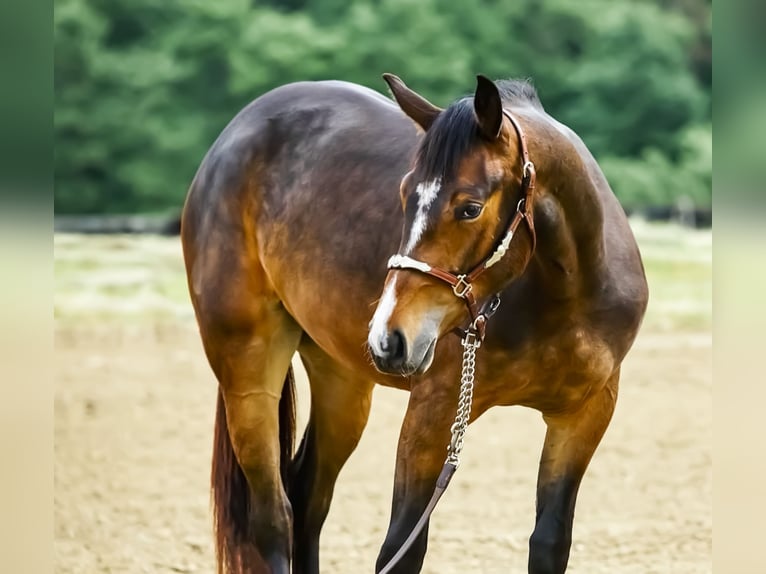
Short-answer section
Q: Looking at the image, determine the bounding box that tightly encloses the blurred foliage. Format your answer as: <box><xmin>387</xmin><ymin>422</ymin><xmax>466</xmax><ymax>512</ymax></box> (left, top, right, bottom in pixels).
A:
<box><xmin>54</xmin><ymin>222</ymin><xmax>711</xmax><ymax>332</ymax></box>
<box><xmin>54</xmin><ymin>0</ymin><xmax>711</xmax><ymax>214</ymax></box>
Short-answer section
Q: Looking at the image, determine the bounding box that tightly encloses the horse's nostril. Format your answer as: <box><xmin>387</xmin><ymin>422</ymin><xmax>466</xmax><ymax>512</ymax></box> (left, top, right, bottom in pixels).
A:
<box><xmin>388</xmin><ymin>329</ymin><xmax>407</xmax><ymax>363</ymax></box>
<box><xmin>369</xmin><ymin>328</ymin><xmax>409</xmax><ymax>373</ymax></box>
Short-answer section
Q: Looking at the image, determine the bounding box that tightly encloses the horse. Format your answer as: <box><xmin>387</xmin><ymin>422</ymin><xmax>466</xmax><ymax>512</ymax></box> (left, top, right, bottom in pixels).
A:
<box><xmin>181</xmin><ymin>73</ymin><xmax>648</xmax><ymax>574</ymax></box>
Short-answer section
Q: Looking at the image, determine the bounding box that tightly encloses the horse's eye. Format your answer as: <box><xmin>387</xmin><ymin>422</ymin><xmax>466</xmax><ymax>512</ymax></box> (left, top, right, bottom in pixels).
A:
<box><xmin>456</xmin><ymin>202</ymin><xmax>483</xmax><ymax>220</ymax></box>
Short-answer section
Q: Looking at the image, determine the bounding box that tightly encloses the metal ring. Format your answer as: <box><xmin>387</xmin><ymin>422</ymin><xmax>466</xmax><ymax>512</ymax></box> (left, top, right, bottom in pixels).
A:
<box><xmin>516</xmin><ymin>198</ymin><xmax>526</xmax><ymax>213</ymax></box>
<box><xmin>523</xmin><ymin>161</ymin><xmax>535</xmax><ymax>178</ymax></box>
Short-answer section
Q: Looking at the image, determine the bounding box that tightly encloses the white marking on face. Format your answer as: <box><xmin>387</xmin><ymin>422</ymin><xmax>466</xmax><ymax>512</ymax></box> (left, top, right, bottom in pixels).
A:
<box><xmin>404</xmin><ymin>178</ymin><xmax>441</xmax><ymax>255</ymax></box>
<box><xmin>368</xmin><ymin>276</ymin><xmax>398</xmax><ymax>356</ymax></box>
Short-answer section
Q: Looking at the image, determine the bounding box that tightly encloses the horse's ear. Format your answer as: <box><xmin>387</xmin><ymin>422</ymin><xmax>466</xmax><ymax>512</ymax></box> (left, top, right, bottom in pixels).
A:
<box><xmin>474</xmin><ymin>75</ymin><xmax>503</xmax><ymax>140</ymax></box>
<box><xmin>382</xmin><ymin>73</ymin><xmax>442</xmax><ymax>132</ymax></box>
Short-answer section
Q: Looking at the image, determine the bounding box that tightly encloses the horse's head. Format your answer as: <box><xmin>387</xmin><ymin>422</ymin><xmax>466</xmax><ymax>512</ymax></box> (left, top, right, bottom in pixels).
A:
<box><xmin>368</xmin><ymin>74</ymin><xmax>537</xmax><ymax>376</ymax></box>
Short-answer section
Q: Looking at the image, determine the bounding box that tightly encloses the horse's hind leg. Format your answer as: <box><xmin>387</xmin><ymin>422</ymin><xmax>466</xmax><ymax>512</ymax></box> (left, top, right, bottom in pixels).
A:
<box><xmin>195</xmin><ymin>276</ymin><xmax>302</xmax><ymax>573</ymax></box>
<box><xmin>288</xmin><ymin>342</ymin><xmax>374</xmax><ymax>574</ymax></box>
<box><xmin>528</xmin><ymin>371</ymin><xmax>619</xmax><ymax>574</ymax></box>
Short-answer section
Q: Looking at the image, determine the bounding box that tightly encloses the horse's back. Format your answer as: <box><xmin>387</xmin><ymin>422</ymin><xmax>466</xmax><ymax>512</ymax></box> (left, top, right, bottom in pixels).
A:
<box><xmin>184</xmin><ymin>80</ymin><xmax>413</xmax><ymax>258</ymax></box>
<box><xmin>184</xmin><ymin>80</ymin><xmax>408</xmax><ymax>221</ymax></box>
<box><xmin>181</xmin><ymin>81</ymin><xmax>418</xmax><ymax>366</ymax></box>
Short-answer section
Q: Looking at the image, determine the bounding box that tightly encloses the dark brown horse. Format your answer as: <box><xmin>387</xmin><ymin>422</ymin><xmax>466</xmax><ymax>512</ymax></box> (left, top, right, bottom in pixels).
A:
<box><xmin>181</xmin><ymin>74</ymin><xmax>648</xmax><ymax>574</ymax></box>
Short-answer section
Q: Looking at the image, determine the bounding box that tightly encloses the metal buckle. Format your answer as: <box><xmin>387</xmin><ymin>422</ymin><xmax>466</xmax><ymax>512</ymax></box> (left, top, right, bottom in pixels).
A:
<box><xmin>462</xmin><ymin>330</ymin><xmax>480</xmax><ymax>349</ymax></box>
<box><xmin>452</xmin><ymin>275</ymin><xmax>473</xmax><ymax>298</ymax></box>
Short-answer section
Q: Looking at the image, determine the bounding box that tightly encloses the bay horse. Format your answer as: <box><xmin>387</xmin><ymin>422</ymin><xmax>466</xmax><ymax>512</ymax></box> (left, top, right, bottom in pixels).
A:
<box><xmin>181</xmin><ymin>74</ymin><xmax>648</xmax><ymax>574</ymax></box>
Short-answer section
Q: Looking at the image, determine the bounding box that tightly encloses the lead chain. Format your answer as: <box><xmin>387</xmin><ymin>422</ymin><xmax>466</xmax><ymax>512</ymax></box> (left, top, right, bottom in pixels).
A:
<box><xmin>446</xmin><ymin>333</ymin><xmax>480</xmax><ymax>465</ymax></box>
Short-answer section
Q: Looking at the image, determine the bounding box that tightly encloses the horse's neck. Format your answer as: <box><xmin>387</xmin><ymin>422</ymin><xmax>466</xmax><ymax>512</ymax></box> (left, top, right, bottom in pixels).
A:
<box><xmin>520</xmin><ymin>112</ymin><xmax>607</xmax><ymax>299</ymax></box>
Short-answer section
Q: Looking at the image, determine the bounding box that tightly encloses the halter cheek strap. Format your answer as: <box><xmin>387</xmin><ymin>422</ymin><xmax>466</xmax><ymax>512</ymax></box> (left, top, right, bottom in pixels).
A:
<box><xmin>386</xmin><ymin>109</ymin><xmax>537</xmax><ymax>340</ymax></box>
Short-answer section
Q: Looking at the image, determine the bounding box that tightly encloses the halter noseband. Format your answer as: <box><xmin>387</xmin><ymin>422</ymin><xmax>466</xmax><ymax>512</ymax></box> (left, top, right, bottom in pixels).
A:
<box><xmin>386</xmin><ymin>109</ymin><xmax>537</xmax><ymax>341</ymax></box>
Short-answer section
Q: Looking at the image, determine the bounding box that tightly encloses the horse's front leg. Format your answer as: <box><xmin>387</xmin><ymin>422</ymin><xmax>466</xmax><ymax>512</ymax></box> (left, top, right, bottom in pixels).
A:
<box><xmin>528</xmin><ymin>371</ymin><xmax>620</xmax><ymax>574</ymax></box>
<box><xmin>375</xmin><ymin>375</ymin><xmax>459</xmax><ymax>573</ymax></box>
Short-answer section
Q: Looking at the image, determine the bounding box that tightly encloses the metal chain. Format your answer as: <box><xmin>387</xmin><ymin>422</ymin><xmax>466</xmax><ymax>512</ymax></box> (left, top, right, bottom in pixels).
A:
<box><xmin>378</xmin><ymin>328</ymin><xmax>485</xmax><ymax>574</ymax></box>
<box><xmin>446</xmin><ymin>332</ymin><xmax>480</xmax><ymax>466</ymax></box>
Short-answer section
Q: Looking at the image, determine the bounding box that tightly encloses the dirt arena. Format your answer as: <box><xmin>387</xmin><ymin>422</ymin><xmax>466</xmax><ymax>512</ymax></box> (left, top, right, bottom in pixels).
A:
<box><xmin>54</xmin><ymin>226</ymin><xmax>711</xmax><ymax>573</ymax></box>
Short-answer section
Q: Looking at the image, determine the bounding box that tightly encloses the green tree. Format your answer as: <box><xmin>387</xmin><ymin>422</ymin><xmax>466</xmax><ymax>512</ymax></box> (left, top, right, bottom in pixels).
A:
<box><xmin>54</xmin><ymin>0</ymin><xmax>711</xmax><ymax>214</ymax></box>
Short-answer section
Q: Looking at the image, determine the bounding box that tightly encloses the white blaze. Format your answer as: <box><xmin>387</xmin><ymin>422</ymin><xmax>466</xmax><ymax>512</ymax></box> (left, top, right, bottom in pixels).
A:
<box><xmin>368</xmin><ymin>276</ymin><xmax>398</xmax><ymax>355</ymax></box>
<box><xmin>404</xmin><ymin>178</ymin><xmax>441</xmax><ymax>255</ymax></box>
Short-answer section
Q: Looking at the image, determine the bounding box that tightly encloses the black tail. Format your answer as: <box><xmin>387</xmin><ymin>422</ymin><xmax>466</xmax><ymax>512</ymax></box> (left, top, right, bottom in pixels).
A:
<box><xmin>210</xmin><ymin>366</ymin><xmax>297</xmax><ymax>573</ymax></box>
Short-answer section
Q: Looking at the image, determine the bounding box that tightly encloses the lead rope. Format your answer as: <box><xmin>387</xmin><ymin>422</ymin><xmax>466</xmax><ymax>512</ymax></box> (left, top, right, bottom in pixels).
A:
<box><xmin>378</xmin><ymin>331</ymin><xmax>480</xmax><ymax>574</ymax></box>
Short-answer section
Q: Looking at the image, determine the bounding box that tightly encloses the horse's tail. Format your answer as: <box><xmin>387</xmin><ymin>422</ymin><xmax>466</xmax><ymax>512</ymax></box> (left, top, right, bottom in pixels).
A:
<box><xmin>211</xmin><ymin>366</ymin><xmax>297</xmax><ymax>573</ymax></box>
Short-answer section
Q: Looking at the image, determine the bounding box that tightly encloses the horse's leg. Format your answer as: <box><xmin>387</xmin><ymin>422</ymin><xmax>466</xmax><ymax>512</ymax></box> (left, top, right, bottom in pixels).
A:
<box><xmin>528</xmin><ymin>371</ymin><xmax>620</xmax><ymax>574</ymax></box>
<box><xmin>205</xmin><ymin>305</ymin><xmax>302</xmax><ymax>574</ymax></box>
<box><xmin>375</xmin><ymin>375</ymin><xmax>463</xmax><ymax>573</ymax></box>
<box><xmin>288</xmin><ymin>345</ymin><xmax>374</xmax><ymax>574</ymax></box>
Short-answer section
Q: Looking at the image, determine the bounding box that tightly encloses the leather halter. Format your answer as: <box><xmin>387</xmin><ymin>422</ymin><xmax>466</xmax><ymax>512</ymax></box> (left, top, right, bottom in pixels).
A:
<box><xmin>386</xmin><ymin>109</ymin><xmax>537</xmax><ymax>340</ymax></box>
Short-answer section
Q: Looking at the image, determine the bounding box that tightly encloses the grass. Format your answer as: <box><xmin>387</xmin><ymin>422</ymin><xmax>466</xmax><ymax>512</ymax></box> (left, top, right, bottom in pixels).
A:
<box><xmin>629</xmin><ymin>219</ymin><xmax>711</xmax><ymax>332</ymax></box>
<box><xmin>54</xmin><ymin>234</ymin><xmax>193</xmax><ymax>326</ymax></box>
<box><xmin>54</xmin><ymin>220</ymin><xmax>711</xmax><ymax>333</ymax></box>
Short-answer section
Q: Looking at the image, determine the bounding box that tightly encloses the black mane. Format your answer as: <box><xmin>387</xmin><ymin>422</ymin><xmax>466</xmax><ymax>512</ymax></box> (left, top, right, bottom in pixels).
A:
<box><xmin>415</xmin><ymin>79</ymin><xmax>542</xmax><ymax>181</ymax></box>
<box><xmin>495</xmin><ymin>78</ymin><xmax>543</xmax><ymax>109</ymax></box>
<box><xmin>415</xmin><ymin>98</ymin><xmax>477</xmax><ymax>182</ymax></box>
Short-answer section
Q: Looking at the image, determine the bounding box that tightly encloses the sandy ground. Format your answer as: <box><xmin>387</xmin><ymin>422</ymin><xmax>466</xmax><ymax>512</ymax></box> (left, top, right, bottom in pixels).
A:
<box><xmin>54</xmin><ymin>321</ymin><xmax>711</xmax><ymax>573</ymax></box>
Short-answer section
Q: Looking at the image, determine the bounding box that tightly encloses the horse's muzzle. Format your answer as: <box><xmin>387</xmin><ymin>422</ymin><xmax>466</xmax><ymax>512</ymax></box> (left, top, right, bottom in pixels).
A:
<box><xmin>368</xmin><ymin>329</ymin><xmax>436</xmax><ymax>376</ymax></box>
